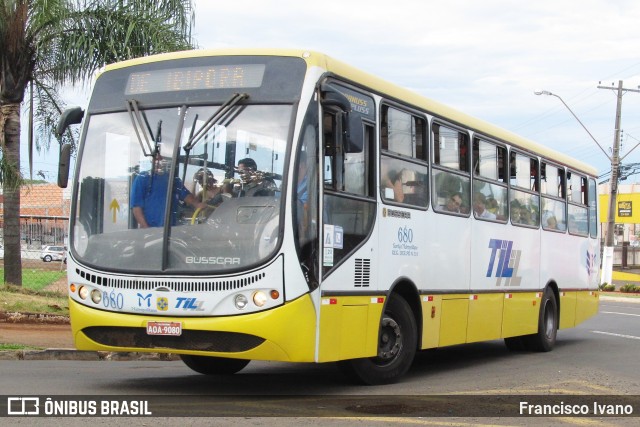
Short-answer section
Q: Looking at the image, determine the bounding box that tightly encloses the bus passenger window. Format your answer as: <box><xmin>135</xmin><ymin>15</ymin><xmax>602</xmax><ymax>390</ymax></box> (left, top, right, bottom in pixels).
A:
<box><xmin>433</xmin><ymin>169</ymin><xmax>470</xmax><ymax>214</ymax></box>
<box><xmin>471</xmin><ymin>138</ymin><xmax>507</xmax><ymax>222</ymax></box>
<box><xmin>380</xmin><ymin>104</ymin><xmax>428</xmax><ymax>208</ymax></box>
<box><xmin>567</xmin><ymin>171</ymin><xmax>588</xmax><ymax>236</ymax></box>
<box><xmin>510</xmin><ymin>191</ymin><xmax>540</xmax><ymax>227</ymax></box>
<box><xmin>432</xmin><ymin>123</ymin><xmax>470</xmax><ymax>215</ymax></box>
<box><xmin>510</xmin><ymin>151</ymin><xmax>540</xmax><ymax>227</ymax></box>
<box><xmin>381</xmin><ymin>155</ymin><xmax>429</xmax><ymax>207</ymax></box>
<box><xmin>541</xmin><ymin>163</ymin><xmax>567</xmax><ymax>232</ymax></box>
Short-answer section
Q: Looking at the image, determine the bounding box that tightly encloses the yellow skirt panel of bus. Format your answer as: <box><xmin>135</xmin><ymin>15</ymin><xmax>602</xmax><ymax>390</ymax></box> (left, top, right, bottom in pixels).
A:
<box><xmin>420</xmin><ymin>295</ymin><xmax>442</xmax><ymax>349</ymax></box>
<box><xmin>438</xmin><ymin>296</ymin><xmax>469</xmax><ymax>347</ymax></box>
<box><xmin>467</xmin><ymin>293</ymin><xmax>504</xmax><ymax>343</ymax></box>
<box><xmin>559</xmin><ymin>291</ymin><xmax>578</xmax><ymax>329</ymax></box>
<box><xmin>502</xmin><ymin>292</ymin><xmax>540</xmax><ymax>338</ymax></box>
<box><xmin>317</xmin><ymin>295</ymin><xmax>385</xmax><ymax>362</ymax></box>
<box><xmin>70</xmin><ymin>294</ymin><xmax>317</xmax><ymax>362</ymax></box>
<box><xmin>575</xmin><ymin>290</ymin><xmax>599</xmax><ymax>326</ymax></box>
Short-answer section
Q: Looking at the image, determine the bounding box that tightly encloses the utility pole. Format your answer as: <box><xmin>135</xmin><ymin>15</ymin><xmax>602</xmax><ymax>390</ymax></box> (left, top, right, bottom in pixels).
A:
<box><xmin>598</xmin><ymin>80</ymin><xmax>640</xmax><ymax>286</ymax></box>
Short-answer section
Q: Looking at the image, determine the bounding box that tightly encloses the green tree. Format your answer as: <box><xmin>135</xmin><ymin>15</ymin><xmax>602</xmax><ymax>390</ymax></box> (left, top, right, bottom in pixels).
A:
<box><xmin>0</xmin><ymin>0</ymin><xmax>195</xmax><ymax>285</ymax></box>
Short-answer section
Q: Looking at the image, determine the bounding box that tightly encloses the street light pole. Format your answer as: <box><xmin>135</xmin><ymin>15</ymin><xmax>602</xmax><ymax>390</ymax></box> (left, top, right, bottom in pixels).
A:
<box><xmin>601</xmin><ymin>82</ymin><xmax>622</xmax><ymax>286</ymax></box>
<box><xmin>533</xmin><ymin>90</ymin><xmax>611</xmax><ymax>159</ymax></box>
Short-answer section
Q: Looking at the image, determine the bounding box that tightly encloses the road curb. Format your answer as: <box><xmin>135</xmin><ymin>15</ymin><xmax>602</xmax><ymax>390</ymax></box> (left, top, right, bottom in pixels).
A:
<box><xmin>600</xmin><ymin>295</ymin><xmax>640</xmax><ymax>303</ymax></box>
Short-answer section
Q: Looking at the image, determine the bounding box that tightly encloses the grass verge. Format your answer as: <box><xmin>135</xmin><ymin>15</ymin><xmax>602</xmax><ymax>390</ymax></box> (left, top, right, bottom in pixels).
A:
<box><xmin>600</xmin><ymin>291</ymin><xmax>640</xmax><ymax>299</ymax></box>
<box><xmin>0</xmin><ymin>268</ymin><xmax>66</xmax><ymax>292</ymax></box>
<box><xmin>0</xmin><ymin>343</ymin><xmax>42</xmax><ymax>350</ymax></box>
<box><xmin>0</xmin><ymin>283</ymin><xmax>68</xmax><ymax>316</ymax></box>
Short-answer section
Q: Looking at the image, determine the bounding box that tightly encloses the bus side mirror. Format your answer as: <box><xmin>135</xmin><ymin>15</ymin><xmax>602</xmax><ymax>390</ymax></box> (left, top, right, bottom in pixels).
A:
<box><xmin>56</xmin><ymin>106</ymin><xmax>84</xmax><ymax>137</ymax></box>
<box><xmin>321</xmin><ymin>88</ymin><xmax>363</xmax><ymax>153</ymax></box>
<box><xmin>57</xmin><ymin>143</ymin><xmax>72</xmax><ymax>188</ymax></box>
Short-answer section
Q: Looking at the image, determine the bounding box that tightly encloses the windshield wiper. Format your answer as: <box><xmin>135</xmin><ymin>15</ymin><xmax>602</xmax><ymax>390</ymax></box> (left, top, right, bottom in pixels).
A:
<box><xmin>126</xmin><ymin>99</ymin><xmax>157</xmax><ymax>157</ymax></box>
<box><xmin>183</xmin><ymin>92</ymin><xmax>248</xmax><ymax>151</ymax></box>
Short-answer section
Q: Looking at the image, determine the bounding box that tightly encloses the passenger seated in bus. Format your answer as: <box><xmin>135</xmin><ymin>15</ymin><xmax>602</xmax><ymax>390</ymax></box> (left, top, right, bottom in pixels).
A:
<box><xmin>238</xmin><ymin>157</ymin><xmax>258</xmax><ymax>174</ymax></box>
<box><xmin>486</xmin><ymin>197</ymin><xmax>499</xmax><ymax>215</ymax></box>
<box><xmin>236</xmin><ymin>157</ymin><xmax>277</xmax><ymax>196</ymax></box>
<box><xmin>473</xmin><ymin>192</ymin><xmax>496</xmax><ymax>220</ymax></box>
<box><xmin>543</xmin><ymin>213</ymin><xmax>558</xmax><ymax>230</ymax></box>
<box><xmin>519</xmin><ymin>208</ymin><xmax>536</xmax><ymax>226</ymax></box>
<box><xmin>193</xmin><ymin>168</ymin><xmax>220</xmax><ymax>204</ymax></box>
<box><xmin>441</xmin><ymin>192</ymin><xmax>463</xmax><ymax>213</ymax></box>
<box><xmin>511</xmin><ymin>200</ymin><xmax>528</xmax><ymax>225</ymax></box>
<box><xmin>131</xmin><ymin>152</ymin><xmax>206</xmax><ymax>228</ymax></box>
<box><xmin>511</xmin><ymin>205</ymin><xmax>522</xmax><ymax>224</ymax></box>
<box><xmin>381</xmin><ymin>168</ymin><xmax>405</xmax><ymax>203</ymax></box>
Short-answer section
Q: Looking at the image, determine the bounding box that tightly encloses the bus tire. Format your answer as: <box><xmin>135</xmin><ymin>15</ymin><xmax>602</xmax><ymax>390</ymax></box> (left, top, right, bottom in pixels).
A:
<box><xmin>337</xmin><ymin>293</ymin><xmax>417</xmax><ymax>385</ymax></box>
<box><xmin>524</xmin><ymin>288</ymin><xmax>558</xmax><ymax>352</ymax></box>
<box><xmin>180</xmin><ymin>355</ymin><xmax>250</xmax><ymax>375</ymax></box>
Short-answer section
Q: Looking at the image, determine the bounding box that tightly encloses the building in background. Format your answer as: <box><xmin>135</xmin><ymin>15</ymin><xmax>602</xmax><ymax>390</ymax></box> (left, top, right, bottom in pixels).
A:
<box><xmin>0</xmin><ymin>183</ymin><xmax>71</xmax><ymax>246</ymax></box>
<box><xmin>599</xmin><ymin>182</ymin><xmax>640</xmax><ymax>267</ymax></box>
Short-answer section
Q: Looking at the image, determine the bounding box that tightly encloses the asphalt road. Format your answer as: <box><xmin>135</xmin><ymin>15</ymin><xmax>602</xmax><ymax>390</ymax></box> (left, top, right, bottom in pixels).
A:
<box><xmin>0</xmin><ymin>299</ymin><xmax>638</xmax><ymax>425</ymax></box>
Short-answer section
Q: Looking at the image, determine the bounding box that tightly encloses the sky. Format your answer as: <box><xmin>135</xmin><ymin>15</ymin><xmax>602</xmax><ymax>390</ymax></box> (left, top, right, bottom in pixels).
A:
<box><xmin>22</xmin><ymin>0</ymin><xmax>640</xmax><ymax>183</ymax></box>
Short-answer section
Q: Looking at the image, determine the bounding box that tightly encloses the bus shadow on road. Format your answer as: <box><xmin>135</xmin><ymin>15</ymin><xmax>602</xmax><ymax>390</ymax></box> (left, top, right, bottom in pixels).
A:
<box><xmin>106</xmin><ymin>334</ymin><xmax>595</xmax><ymax>395</ymax></box>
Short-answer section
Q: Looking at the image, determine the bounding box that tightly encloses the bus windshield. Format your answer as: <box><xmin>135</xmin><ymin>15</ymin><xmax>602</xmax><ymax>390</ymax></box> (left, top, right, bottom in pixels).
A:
<box><xmin>71</xmin><ymin>103</ymin><xmax>291</xmax><ymax>273</ymax></box>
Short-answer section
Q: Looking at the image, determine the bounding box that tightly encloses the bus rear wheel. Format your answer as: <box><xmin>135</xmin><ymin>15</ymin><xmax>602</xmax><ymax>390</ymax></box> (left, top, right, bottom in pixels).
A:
<box><xmin>180</xmin><ymin>355</ymin><xmax>250</xmax><ymax>375</ymax></box>
<box><xmin>338</xmin><ymin>294</ymin><xmax>417</xmax><ymax>385</ymax></box>
<box><xmin>524</xmin><ymin>288</ymin><xmax>558</xmax><ymax>352</ymax></box>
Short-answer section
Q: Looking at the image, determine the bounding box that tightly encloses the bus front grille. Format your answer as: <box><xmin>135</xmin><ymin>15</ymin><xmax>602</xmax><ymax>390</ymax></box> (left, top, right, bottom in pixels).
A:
<box><xmin>82</xmin><ymin>326</ymin><xmax>265</xmax><ymax>352</ymax></box>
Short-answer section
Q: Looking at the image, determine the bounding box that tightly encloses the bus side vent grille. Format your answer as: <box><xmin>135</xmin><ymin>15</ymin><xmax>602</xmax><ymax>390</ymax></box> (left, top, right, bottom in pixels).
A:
<box><xmin>74</xmin><ymin>268</ymin><xmax>266</xmax><ymax>292</ymax></box>
<box><xmin>354</xmin><ymin>259</ymin><xmax>371</xmax><ymax>287</ymax></box>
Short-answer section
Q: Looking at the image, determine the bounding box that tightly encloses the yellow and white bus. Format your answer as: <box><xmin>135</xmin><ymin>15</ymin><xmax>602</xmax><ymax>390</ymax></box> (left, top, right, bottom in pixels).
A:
<box><xmin>58</xmin><ymin>49</ymin><xmax>600</xmax><ymax>384</ymax></box>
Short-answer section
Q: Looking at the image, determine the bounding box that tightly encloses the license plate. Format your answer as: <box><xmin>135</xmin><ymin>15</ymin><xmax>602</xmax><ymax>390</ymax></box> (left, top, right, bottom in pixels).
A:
<box><xmin>146</xmin><ymin>321</ymin><xmax>182</xmax><ymax>336</ymax></box>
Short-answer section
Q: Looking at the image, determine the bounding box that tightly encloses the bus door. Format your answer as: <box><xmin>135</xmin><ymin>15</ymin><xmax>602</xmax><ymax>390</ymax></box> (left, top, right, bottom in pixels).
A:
<box><xmin>316</xmin><ymin>83</ymin><xmax>380</xmax><ymax>361</ymax></box>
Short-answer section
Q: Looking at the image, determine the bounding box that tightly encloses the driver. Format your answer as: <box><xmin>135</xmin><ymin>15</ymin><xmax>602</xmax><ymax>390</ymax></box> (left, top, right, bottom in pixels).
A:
<box><xmin>131</xmin><ymin>153</ymin><xmax>206</xmax><ymax>228</ymax></box>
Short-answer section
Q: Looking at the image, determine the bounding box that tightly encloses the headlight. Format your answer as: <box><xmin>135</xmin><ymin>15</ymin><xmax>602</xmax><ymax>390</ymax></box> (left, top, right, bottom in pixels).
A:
<box><xmin>78</xmin><ymin>286</ymin><xmax>89</xmax><ymax>300</ymax></box>
<box><xmin>234</xmin><ymin>294</ymin><xmax>248</xmax><ymax>310</ymax></box>
<box><xmin>253</xmin><ymin>291</ymin><xmax>268</xmax><ymax>307</ymax></box>
<box><xmin>90</xmin><ymin>289</ymin><xmax>102</xmax><ymax>304</ymax></box>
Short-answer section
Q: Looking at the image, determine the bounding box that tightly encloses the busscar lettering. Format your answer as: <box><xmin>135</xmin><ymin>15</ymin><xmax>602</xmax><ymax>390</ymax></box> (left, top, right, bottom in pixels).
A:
<box><xmin>185</xmin><ymin>256</ymin><xmax>241</xmax><ymax>265</ymax></box>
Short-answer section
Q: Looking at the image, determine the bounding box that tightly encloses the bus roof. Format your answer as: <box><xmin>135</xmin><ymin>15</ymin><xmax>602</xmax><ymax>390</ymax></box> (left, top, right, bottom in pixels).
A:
<box><xmin>103</xmin><ymin>48</ymin><xmax>598</xmax><ymax>177</ymax></box>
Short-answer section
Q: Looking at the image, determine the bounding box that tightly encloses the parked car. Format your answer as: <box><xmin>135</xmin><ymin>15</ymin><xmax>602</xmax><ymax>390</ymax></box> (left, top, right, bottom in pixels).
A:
<box><xmin>41</xmin><ymin>245</ymin><xmax>66</xmax><ymax>262</ymax></box>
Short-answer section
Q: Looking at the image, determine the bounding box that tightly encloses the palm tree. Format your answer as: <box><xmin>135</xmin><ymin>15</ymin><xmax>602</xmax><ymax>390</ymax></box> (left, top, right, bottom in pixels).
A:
<box><xmin>0</xmin><ymin>0</ymin><xmax>195</xmax><ymax>285</ymax></box>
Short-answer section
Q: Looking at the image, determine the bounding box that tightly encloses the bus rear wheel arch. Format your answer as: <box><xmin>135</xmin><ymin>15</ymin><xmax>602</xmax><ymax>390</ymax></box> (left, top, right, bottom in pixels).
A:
<box><xmin>504</xmin><ymin>287</ymin><xmax>558</xmax><ymax>352</ymax></box>
<box><xmin>180</xmin><ymin>354</ymin><xmax>250</xmax><ymax>375</ymax></box>
<box><xmin>524</xmin><ymin>286</ymin><xmax>558</xmax><ymax>351</ymax></box>
<box><xmin>337</xmin><ymin>293</ymin><xmax>418</xmax><ymax>385</ymax></box>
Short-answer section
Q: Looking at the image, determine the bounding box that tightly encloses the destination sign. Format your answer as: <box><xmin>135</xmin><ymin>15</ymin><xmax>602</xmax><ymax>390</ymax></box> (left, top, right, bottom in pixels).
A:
<box><xmin>125</xmin><ymin>64</ymin><xmax>266</xmax><ymax>94</ymax></box>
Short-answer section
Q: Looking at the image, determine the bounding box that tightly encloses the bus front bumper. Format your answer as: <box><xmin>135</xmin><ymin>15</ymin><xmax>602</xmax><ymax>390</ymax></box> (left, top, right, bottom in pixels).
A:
<box><xmin>69</xmin><ymin>294</ymin><xmax>317</xmax><ymax>362</ymax></box>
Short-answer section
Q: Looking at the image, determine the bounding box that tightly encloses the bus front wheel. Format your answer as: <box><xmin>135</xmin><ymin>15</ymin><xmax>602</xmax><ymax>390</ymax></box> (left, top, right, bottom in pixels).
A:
<box><xmin>338</xmin><ymin>294</ymin><xmax>417</xmax><ymax>385</ymax></box>
<box><xmin>180</xmin><ymin>355</ymin><xmax>250</xmax><ymax>375</ymax></box>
